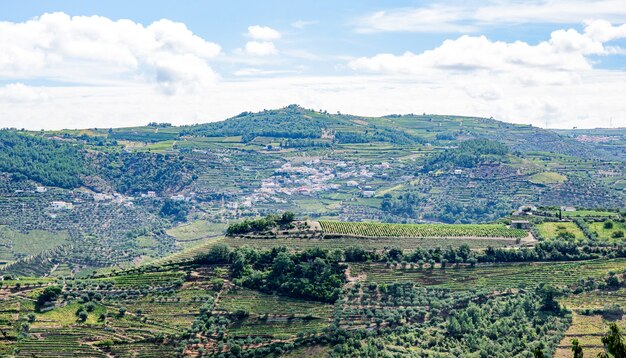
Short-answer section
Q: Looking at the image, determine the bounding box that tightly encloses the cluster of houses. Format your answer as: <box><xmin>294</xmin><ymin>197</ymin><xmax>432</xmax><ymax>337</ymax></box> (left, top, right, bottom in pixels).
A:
<box><xmin>223</xmin><ymin>159</ymin><xmax>395</xmax><ymax>213</ymax></box>
<box><xmin>258</xmin><ymin>160</ymin><xmax>370</xmax><ymax>197</ymax></box>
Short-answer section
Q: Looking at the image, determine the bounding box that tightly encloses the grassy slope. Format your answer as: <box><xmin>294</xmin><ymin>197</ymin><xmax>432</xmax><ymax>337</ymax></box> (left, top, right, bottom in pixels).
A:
<box><xmin>537</xmin><ymin>222</ymin><xmax>586</xmax><ymax>241</ymax></box>
<box><xmin>529</xmin><ymin>171</ymin><xmax>567</xmax><ymax>184</ymax></box>
<box><xmin>590</xmin><ymin>221</ymin><xmax>626</xmax><ymax>240</ymax></box>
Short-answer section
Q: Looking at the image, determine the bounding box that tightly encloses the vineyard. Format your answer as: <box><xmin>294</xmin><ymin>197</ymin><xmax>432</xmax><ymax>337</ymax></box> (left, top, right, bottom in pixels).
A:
<box><xmin>319</xmin><ymin>221</ymin><xmax>527</xmax><ymax>239</ymax></box>
<box><xmin>350</xmin><ymin>259</ymin><xmax>626</xmax><ymax>290</ymax></box>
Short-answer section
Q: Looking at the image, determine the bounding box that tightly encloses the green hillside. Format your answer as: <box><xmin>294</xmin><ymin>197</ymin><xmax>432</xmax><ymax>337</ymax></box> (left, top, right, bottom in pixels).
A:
<box><xmin>0</xmin><ymin>106</ymin><xmax>625</xmax><ymax>357</ymax></box>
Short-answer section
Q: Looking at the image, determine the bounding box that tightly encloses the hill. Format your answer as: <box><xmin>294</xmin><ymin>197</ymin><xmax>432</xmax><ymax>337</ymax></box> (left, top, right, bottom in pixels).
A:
<box><xmin>0</xmin><ymin>105</ymin><xmax>623</xmax><ymax>276</ymax></box>
<box><xmin>1</xmin><ymin>209</ymin><xmax>626</xmax><ymax>356</ymax></box>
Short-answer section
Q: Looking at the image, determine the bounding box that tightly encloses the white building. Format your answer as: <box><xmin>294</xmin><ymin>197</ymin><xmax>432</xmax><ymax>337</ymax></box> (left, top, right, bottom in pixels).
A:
<box><xmin>362</xmin><ymin>190</ymin><xmax>376</xmax><ymax>198</ymax></box>
<box><xmin>50</xmin><ymin>201</ymin><xmax>73</xmax><ymax>210</ymax></box>
<box><xmin>93</xmin><ymin>193</ymin><xmax>113</xmax><ymax>201</ymax></box>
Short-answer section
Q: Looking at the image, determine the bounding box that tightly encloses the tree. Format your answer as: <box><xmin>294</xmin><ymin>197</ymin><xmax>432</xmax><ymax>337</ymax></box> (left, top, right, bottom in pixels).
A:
<box><xmin>571</xmin><ymin>339</ymin><xmax>583</xmax><ymax>358</ymax></box>
<box><xmin>533</xmin><ymin>347</ymin><xmax>544</xmax><ymax>358</ymax></box>
<box><xmin>197</xmin><ymin>243</ymin><xmax>231</xmax><ymax>264</ymax></box>
<box><xmin>36</xmin><ymin>285</ymin><xmax>62</xmax><ymax>310</ymax></box>
<box><xmin>230</xmin><ymin>343</ymin><xmax>242</xmax><ymax>356</ymax></box>
<box><xmin>601</xmin><ymin>323</ymin><xmax>626</xmax><ymax>358</ymax></box>
<box><xmin>77</xmin><ymin>310</ymin><xmax>88</xmax><ymax>322</ymax></box>
<box><xmin>280</xmin><ymin>212</ymin><xmax>296</xmax><ymax>224</ymax></box>
<box><xmin>272</xmin><ymin>252</ymin><xmax>294</xmax><ymax>273</ymax></box>
<box><xmin>537</xmin><ymin>285</ymin><xmax>560</xmax><ymax>312</ymax></box>
<box><xmin>85</xmin><ymin>302</ymin><xmax>96</xmax><ymax>312</ymax></box>
<box><xmin>160</xmin><ymin>199</ymin><xmax>189</xmax><ymax>222</ymax></box>
<box><xmin>607</xmin><ymin>274</ymin><xmax>621</xmax><ymax>289</ymax></box>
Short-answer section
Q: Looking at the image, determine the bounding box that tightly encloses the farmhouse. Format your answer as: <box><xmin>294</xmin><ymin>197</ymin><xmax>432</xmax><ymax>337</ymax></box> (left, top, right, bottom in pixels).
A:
<box><xmin>560</xmin><ymin>206</ymin><xmax>576</xmax><ymax>212</ymax></box>
<box><xmin>362</xmin><ymin>190</ymin><xmax>375</xmax><ymax>198</ymax></box>
<box><xmin>35</xmin><ymin>186</ymin><xmax>47</xmax><ymax>193</ymax></box>
<box><xmin>510</xmin><ymin>220</ymin><xmax>531</xmax><ymax>230</ymax></box>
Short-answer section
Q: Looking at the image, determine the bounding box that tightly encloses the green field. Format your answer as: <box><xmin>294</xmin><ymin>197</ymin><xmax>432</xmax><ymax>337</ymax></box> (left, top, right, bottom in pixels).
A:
<box><xmin>33</xmin><ymin>302</ymin><xmax>107</xmax><ymax>327</ymax></box>
<box><xmin>554</xmin><ymin>210</ymin><xmax>619</xmax><ymax>218</ymax></box>
<box><xmin>589</xmin><ymin>221</ymin><xmax>626</xmax><ymax>240</ymax></box>
<box><xmin>537</xmin><ymin>221</ymin><xmax>586</xmax><ymax>241</ymax></box>
<box><xmin>166</xmin><ymin>220</ymin><xmax>226</xmax><ymax>242</ymax></box>
<box><xmin>529</xmin><ymin>171</ymin><xmax>567</xmax><ymax>184</ymax></box>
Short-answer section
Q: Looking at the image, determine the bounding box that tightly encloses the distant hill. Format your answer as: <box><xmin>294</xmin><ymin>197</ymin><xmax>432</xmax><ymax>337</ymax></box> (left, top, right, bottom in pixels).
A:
<box><xmin>181</xmin><ymin>104</ymin><xmax>425</xmax><ymax>145</ymax></box>
<box><xmin>553</xmin><ymin>127</ymin><xmax>626</xmax><ymax>160</ymax></box>
<box><xmin>175</xmin><ymin>105</ymin><xmax>621</xmax><ymax>160</ymax></box>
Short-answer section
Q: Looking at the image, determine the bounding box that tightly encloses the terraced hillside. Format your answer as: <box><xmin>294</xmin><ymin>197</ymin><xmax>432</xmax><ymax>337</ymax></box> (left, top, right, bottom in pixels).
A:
<box><xmin>0</xmin><ymin>105</ymin><xmax>625</xmax><ymax>356</ymax></box>
<box><xmin>1</xmin><ymin>210</ymin><xmax>626</xmax><ymax>357</ymax></box>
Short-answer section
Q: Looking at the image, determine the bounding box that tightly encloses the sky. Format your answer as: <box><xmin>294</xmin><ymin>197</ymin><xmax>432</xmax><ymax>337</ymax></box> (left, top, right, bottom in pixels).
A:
<box><xmin>1</xmin><ymin>1</ymin><xmax>626</xmax><ymax>130</ymax></box>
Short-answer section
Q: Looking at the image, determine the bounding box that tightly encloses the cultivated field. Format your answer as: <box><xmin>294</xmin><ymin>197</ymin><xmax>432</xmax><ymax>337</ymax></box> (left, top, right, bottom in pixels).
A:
<box><xmin>350</xmin><ymin>259</ymin><xmax>626</xmax><ymax>291</ymax></box>
<box><xmin>319</xmin><ymin>221</ymin><xmax>527</xmax><ymax>239</ymax></box>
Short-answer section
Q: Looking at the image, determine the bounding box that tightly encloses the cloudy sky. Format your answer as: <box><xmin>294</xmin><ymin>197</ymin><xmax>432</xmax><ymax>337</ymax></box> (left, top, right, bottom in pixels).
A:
<box><xmin>1</xmin><ymin>1</ymin><xmax>625</xmax><ymax>129</ymax></box>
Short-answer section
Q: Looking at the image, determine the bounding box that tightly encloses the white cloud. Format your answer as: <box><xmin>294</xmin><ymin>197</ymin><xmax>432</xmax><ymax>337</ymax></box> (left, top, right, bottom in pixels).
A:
<box><xmin>583</xmin><ymin>19</ymin><xmax>626</xmax><ymax>42</ymax></box>
<box><xmin>356</xmin><ymin>6</ymin><xmax>476</xmax><ymax>34</ymax></box>
<box><xmin>153</xmin><ymin>53</ymin><xmax>218</xmax><ymax>94</ymax></box>
<box><xmin>0</xmin><ymin>83</ymin><xmax>49</xmax><ymax>103</ymax></box>
<box><xmin>474</xmin><ymin>0</ymin><xmax>626</xmax><ymax>25</ymax></box>
<box><xmin>355</xmin><ymin>0</ymin><xmax>626</xmax><ymax>33</ymax></box>
<box><xmin>291</xmin><ymin>20</ymin><xmax>319</xmax><ymax>29</ymax></box>
<box><xmin>349</xmin><ymin>20</ymin><xmax>626</xmax><ymax>79</ymax></box>
<box><xmin>233</xmin><ymin>68</ymin><xmax>296</xmax><ymax>76</ymax></box>
<box><xmin>244</xmin><ymin>41</ymin><xmax>278</xmax><ymax>56</ymax></box>
<box><xmin>243</xmin><ymin>26</ymin><xmax>280</xmax><ymax>56</ymax></box>
<box><xmin>246</xmin><ymin>25</ymin><xmax>281</xmax><ymax>41</ymax></box>
<box><xmin>0</xmin><ymin>12</ymin><xmax>221</xmax><ymax>93</ymax></box>
<box><xmin>344</xmin><ymin>20</ymin><xmax>626</xmax><ymax>129</ymax></box>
